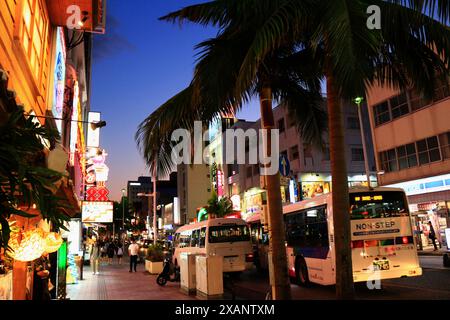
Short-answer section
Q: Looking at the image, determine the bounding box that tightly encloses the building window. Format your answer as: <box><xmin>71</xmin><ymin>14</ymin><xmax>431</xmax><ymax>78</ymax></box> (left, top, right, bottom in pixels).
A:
<box><xmin>18</xmin><ymin>0</ymin><xmax>50</xmax><ymax>85</ymax></box>
<box><xmin>408</xmin><ymin>90</ymin><xmax>429</xmax><ymax>112</ymax></box>
<box><xmin>347</xmin><ymin>117</ymin><xmax>360</xmax><ymax>130</ymax></box>
<box><xmin>374</xmin><ymin>101</ymin><xmax>391</xmax><ymax>126</ymax></box>
<box><xmin>278</xmin><ymin>118</ymin><xmax>285</xmax><ymax>133</ymax></box>
<box><xmin>396</xmin><ymin>143</ymin><xmax>418</xmax><ymax>170</ymax></box>
<box><xmin>246</xmin><ymin>166</ymin><xmax>253</xmax><ymax>178</ymax></box>
<box><xmin>351</xmin><ymin>148</ymin><xmax>364</xmax><ymax>162</ymax></box>
<box><xmin>390</xmin><ymin>92</ymin><xmax>409</xmax><ymax>119</ymax></box>
<box><xmin>439</xmin><ymin>132</ymin><xmax>450</xmax><ymax>160</ymax></box>
<box><xmin>417</xmin><ymin>136</ymin><xmax>441</xmax><ymax>165</ymax></box>
<box><xmin>290</xmin><ymin>145</ymin><xmax>299</xmax><ymax>160</ymax></box>
<box><xmin>303</xmin><ymin>145</ymin><xmax>313</xmax><ymax>166</ymax></box>
<box><xmin>433</xmin><ymin>77</ymin><xmax>450</xmax><ymax>102</ymax></box>
<box><xmin>380</xmin><ymin>149</ymin><xmax>398</xmax><ymax>172</ymax></box>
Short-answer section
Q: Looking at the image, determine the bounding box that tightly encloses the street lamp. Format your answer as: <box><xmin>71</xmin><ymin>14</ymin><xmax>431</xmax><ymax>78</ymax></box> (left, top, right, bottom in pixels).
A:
<box><xmin>137</xmin><ymin>192</ymin><xmax>157</xmax><ymax>245</ymax></box>
<box><xmin>353</xmin><ymin>96</ymin><xmax>372</xmax><ymax>189</ymax></box>
<box><xmin>121</xmin><ymin>188</ymin><xmax>126</xmax><ymax>236</ymax></box>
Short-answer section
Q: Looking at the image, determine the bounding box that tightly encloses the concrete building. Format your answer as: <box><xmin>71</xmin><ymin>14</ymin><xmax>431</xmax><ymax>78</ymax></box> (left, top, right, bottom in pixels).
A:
<box><xmin>127</xmin><ymin>177</ymin><xmax>152</xmax><ymax>218</ymax></box>
<box><xmin>366</xmin><ymin>79</ymin><xmax>450</xmax><ymax>248</ymax></box>
<box><xmin>177</xmin><ymin>164</ymin><xmax>212</xmax><ymax>224</ymax></box>
<box><xmin>218</xmin><ymin>101</ymin><xmax>377</xmax><ymax>221</ymax></box>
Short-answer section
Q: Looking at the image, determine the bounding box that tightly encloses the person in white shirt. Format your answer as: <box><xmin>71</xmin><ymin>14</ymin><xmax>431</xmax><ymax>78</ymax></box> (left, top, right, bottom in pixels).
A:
<box><xmin>128</xmin><ymin>238</ymin><xmax>140</xmax><ymax>272</ymax></box>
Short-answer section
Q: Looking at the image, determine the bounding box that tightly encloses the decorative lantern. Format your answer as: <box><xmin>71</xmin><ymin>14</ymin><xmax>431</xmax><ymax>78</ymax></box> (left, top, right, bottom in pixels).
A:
<box><xmin>44</xmin><ymin>232</ymin><xmax>63</xmax><ymax>253</ymax></box>
<box><xmin>8</xmin><ymin>228</ymin><xmax>45</xmax><ymax>262</ymax></box>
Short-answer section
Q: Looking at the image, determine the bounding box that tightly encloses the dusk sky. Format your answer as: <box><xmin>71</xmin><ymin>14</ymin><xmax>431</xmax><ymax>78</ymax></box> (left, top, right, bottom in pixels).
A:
<box><xmin>91</xmin><ymin>0</ymin><xmax>259</xmax><ymax>201</ymax></box>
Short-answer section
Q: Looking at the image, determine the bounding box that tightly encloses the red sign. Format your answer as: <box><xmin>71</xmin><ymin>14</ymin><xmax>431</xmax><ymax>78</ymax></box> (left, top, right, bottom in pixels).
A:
<box><xmin>86</xmin><ymin>187</ymin><xmax>109</xmax><ymax>201</ymax></box>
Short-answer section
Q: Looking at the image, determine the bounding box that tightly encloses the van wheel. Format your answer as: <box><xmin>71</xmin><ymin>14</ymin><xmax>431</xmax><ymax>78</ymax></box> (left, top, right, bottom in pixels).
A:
<box><xmin>296</xmin><ymin>257</ymin><xmax>310</xmax><ymax>287</ymax></box>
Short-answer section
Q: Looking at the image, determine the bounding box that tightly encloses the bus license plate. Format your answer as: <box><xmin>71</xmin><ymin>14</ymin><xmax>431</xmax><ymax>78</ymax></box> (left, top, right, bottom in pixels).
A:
<box><xmin>373</xmin><ymin>260</ymin><xmax>390</xmax><ymax>271</ymax></box>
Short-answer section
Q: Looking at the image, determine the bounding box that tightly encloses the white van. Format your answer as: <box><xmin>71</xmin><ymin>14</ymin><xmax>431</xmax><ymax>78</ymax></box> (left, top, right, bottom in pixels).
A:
<box><xmin>173</xmin><ymin>218</ymin><xmax>253</xmax><ymax>272</ymax></box>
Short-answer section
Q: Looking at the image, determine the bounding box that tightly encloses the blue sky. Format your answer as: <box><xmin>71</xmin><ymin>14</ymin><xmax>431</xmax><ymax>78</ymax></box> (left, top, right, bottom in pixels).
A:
<box><xmin>91</xmin><ymin>0</ymin><xmax>259</xmax><ymax>201</ymax></box>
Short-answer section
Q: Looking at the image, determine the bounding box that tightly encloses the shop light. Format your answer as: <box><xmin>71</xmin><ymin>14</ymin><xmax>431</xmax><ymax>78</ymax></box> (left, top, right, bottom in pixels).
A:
<box><xmin>8</xmin><ymin>228</ymin><xmax>45</xmax><ymax>262</ymax></box>
<box><xmin>44</xmin><ymin>232</ymin><xmax>63</xmax><ymax>253</ymax></box>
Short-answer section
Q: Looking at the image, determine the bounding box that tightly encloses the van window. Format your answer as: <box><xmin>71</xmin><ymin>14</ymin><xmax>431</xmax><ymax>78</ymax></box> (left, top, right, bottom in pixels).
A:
<box><xmin>208</xmin><ymin>225</ymin><xmax>250</xmax><ymax>243</ymax></box>
<box><xmin>199</xmin><ymin>227</ymin><xmax>206</xmax><ymax>248</ymax></box>
<box><xmin>191</xmin><ymin>229</ymin><xmax>199</xmax><ymax>247</ymax></box>
<box><xmin>179</xmin><ymin>230</ymin><xmax>192</xmax><ymax>248</ymax></box>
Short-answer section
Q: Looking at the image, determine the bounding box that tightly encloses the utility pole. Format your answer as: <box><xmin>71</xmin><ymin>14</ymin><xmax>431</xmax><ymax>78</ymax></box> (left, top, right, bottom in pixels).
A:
<box><xmin>153</xmin><ymin>159</ymin><xmax>157</xmax><ymax>246</ymax></box>
<box><xmin>121</xmin><ymin>188</ymin><xmax>125</xmax><ymax>239</ymax></box>
<box><xmin>354</xmin><ymin>97</ymin><xmax>372</xmax><ymax>189</ymax></box>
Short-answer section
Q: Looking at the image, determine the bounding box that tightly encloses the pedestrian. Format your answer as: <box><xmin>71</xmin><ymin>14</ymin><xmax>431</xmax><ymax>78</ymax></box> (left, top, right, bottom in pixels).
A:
<box><xmin>116</xmin><ymin>242</ymin><xmax>123</xmax><ymax>265</ymax></box>
<box><xmin>428</xmin><ymin>221</ymin><xmax>439</xmax><ymax>251</ymax></box>
<box><xmin>90</xmin><ymin>239</ymin><xmax>101</xmax><ymax>275</ymax></box>
<box><xmin>107</xmin><ymin>241</ymin><xmax>115</xmax><ymax>265</ymax></box>
<box><xmin>128</xmin><ymin>238</ymin><xmax>139</xmax><ymax>273</ymax></box>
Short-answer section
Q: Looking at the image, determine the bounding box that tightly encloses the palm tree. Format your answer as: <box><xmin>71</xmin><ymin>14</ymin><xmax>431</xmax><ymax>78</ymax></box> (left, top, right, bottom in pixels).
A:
<box><xmin>142</xmin><ymin>0</ymin><xmax>450</xmax><ymax>299</ymax></box>
<box><xmin>206</xmin><ymin>191</ymin><xmax>233</xmax><ymax>219</ymax></box>
<box><xmin>0</xmin><ymin>106</ymin><xmax>71</xmax><ymax>249</ymax></box>
<box><xmin>136</xmin><ymin>5</ymin><xmax>327</xmax><ymax>300</ymax></box>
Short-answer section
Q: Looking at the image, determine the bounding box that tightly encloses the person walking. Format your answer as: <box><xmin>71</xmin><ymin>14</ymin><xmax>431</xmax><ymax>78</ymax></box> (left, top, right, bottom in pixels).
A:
<box><xmin>107</xmin><ymin>241</ymin><xmax>115</xmax><ymax>265</ymax></box>
<box><xmin>428</xmin><ymin>221</ymin><xmax>439</xmax><ymax>251</ymax></box>
<box><xmin>90</xmin><ymin>239</ymin><xmax>101</xmax><ymax>275</ymax></box>
<box><xmin>128</xmin><ymin>238</ymin><xmax>139</xmax><ymax>272</ymax></box>
<box><xmin>116</xmin><ymin>242</ymin><xmax>123</xmax><ymax>265</ymax></box>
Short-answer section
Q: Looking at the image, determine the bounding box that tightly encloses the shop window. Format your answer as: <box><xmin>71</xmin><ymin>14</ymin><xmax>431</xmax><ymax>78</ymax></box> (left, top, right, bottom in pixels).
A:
<box><xmin>347</xmin><ymin>117</ymin><xmax>360</xmax><ymax>130</ymax></box>
<box><xmin>278</xmin><ymin>118</ymin><xmax>285</xmax><ymax>133</ymax></box>
<box><xmin>374</xmin><ymin>101</ymin><xmax>390</xmax><ymax>126</ymax></box>
<box><xmin>439</xmin><ymin>132</ymin><xmax>450</xmax><ymax>160</ymax></box>
<box><xmin>390</xmin><ymin>92</ymin><xmax>409</xmax><ymax>119</ymax></box>
<box><xmin>351</xmin><ymin>147</ymin><xmax>364</xmax><ymax>162</ymax></box>
<box><xmin>290</xmin><ymin>145</ymin><xmax>299</xmax><ymax>160</ymax></box>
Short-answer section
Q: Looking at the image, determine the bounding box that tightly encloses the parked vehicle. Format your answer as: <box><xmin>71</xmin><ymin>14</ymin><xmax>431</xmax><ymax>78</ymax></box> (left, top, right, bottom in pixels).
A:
<box><xmin>173</xmin><ymin>218</ymin><xmax>253</xmax><ymax>273</ymax></box>
<box><xmin>156</xmin><ymin>256</ymin><xmax>180</xmax><ymax>286</ymax></box>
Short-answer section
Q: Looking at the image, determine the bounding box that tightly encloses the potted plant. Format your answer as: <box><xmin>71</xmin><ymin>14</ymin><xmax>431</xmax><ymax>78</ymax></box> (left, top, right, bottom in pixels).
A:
<box><xmin>145</xmin><ymin>244</ymin><xmax>164</xmax><ymax>274</ymax></box>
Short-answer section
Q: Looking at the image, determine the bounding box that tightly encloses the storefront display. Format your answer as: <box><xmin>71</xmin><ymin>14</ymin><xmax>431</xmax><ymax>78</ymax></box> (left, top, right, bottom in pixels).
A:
<box><xmin>301</xmin><ymin>181</ymin><xmax>331</xmax><ymax>200</ymax></box>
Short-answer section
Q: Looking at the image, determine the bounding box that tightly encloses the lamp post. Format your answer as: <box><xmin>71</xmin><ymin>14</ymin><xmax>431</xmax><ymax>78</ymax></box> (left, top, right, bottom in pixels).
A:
<box><xmin>353</xmin><ymin>97</ymin><xmax>372</xmax><ymax>189</ymax></box>
<box><xmin>121</xmin><ymin>188</ymin><xmax>126</xmax><ymax>238</ymax></box>
<box><xmin>137</xmin><ymin>191</ymin><xmax>157</xmax><ymax>245</ymax></box>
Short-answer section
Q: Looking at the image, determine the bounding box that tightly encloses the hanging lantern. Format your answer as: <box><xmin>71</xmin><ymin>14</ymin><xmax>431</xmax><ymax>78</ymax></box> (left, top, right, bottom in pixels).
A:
<box><xmin>44</xmin><ymin>232</ymin><xmax>63</xmax><ymax>253</ymax></box>
<box><xmin>8</xmin><ymin>228</ymin><xmax>45</xmax><ymax>262</ymax></box>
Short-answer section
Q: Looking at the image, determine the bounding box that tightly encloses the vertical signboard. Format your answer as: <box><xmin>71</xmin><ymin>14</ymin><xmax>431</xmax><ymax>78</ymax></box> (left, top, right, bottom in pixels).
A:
<box><xmin>87</xmin><ymin>112</ymin><xmax>101</xmax><ymax>148</ymax></box>
<box><xmin>69</xmin><ymin>82</ymin><xmax>80</xmax><ymax>165</ymax></box>
<box><xmin>52</xmin><ymin>27</ymin><xmax>66</xmax><ymax>134</ymax></box>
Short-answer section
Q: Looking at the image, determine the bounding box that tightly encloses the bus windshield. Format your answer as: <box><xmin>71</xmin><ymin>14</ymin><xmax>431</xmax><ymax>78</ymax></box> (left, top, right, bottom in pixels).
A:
<box><xmin>208</xmin><ymin>225</ymin><xmax>250</xmax><ymax>243</ymax></box>
<box><xmin>350</xmin><ymin>191</ymin><xmax>409</xmax><ymax>220</ymax></box>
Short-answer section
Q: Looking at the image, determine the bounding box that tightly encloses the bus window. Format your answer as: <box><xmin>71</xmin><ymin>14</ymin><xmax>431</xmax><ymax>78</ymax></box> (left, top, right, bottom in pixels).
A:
<box><xmin>191</xmin><ymin>229</ymin><xmax>199</xmax><ymax>247</ymax></box>
<box><xmin>350</xmin><ymin>191</ymin><xmax>409</xmax><ymax>220</ymax></box>
<box><xmin>179</xmin><ymin>230</ymin><xmax>192</xmax><ymax>248</ymax></box>
<box><xmin>285</xmin><ymin>206</ymin><xmax>328</xmax><ymax>248</ymax></box>
<box><xmin>199</xmin><ymin>227</ymin><xmax>206</xmax><ymax>248</ymax></box>
<box><xmin>208</xmin><ymin>225</ymin><xmax>250</xmax><ymax>243</ymax></box>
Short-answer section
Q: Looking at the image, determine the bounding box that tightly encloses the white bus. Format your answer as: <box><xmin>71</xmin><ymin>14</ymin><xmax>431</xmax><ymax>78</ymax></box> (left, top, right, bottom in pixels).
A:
<box><xmin>173</xmin><ymin>218</ymin><xmax>254</xmax><ymax>272</ymax></box>
<box><xmin>283</xmin><ymin>187</ymin><xmax>422</xmax><ymax>286</ymax></box>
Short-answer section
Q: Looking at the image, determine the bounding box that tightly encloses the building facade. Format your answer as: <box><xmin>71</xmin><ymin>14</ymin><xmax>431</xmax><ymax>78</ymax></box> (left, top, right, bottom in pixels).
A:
<box><xmin>215</xmin><ymin>102</ymin><xmax>377</xmax><ymax>222</ymax></box>
<box><xmin>367</xmin><ymin>78</ymin><xmax>450</xmax><ymax>249</ymax></box>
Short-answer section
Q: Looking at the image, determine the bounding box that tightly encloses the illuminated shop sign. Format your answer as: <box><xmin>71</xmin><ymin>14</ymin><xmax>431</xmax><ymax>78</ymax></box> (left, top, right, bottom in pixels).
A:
<box><xmin>69</xmin><ymin>82</ymin><xmax>80</xmax><ymax>165</ymax></box>
<box><xmin>87</xmin><ymin>112</ymin><xmax>101</xmax><ymax>147</ymax></box>
<box><xmin>52</xmin><ymin>27</ymin><xmax>66</xmax><ymax>134</ymax></box>
<box><xmin>82</xmin><ymin>201</ymin><xmax>113</xmax><ymax>223</ymax></box>
<box><xmin>385</xmin><ymin>174</ymin><xmax>450</xmax><ymax>196</ymax></box>
<box><xmin>231</xmin><ymin>195</ymin><xmax>241</xmax><ymax>211</ymax></box>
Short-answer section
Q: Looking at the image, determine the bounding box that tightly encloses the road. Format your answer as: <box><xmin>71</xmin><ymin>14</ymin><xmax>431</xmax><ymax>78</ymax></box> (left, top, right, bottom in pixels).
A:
<box><xmin>228</xmin><ymin>256</ymin><xmax>450</xmax><ymax>300</ymax></box>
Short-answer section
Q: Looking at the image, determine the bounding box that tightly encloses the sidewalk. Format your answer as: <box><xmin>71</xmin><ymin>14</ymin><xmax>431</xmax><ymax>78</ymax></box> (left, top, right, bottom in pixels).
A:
<box><xmin>417</xmin><ymin>247</ymin><xmax>449</xmax><ymax>256</ymax></box>
<box><xmin>66</xmin><ymin>258</ymin><xmax>196</xmax><ymax>300</ymax></box>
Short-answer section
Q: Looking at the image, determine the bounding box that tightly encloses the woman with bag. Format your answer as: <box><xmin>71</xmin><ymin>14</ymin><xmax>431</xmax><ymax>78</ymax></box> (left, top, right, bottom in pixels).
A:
<box><xmin>116</xmin><ymin>242</ymin><xmax>123</xmax><ymax>265</ymax></box>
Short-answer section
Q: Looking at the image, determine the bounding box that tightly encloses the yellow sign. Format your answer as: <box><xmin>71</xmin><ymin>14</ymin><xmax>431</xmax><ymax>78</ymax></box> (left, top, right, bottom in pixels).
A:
<box><xmin>354</xmin><ymin>195</ymin><xmax>383</xmax><ymax>202</ymax></box>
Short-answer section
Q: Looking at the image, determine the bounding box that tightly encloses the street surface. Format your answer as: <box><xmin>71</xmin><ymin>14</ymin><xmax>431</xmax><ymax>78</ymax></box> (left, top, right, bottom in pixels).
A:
<box><xmin>66</xmin><ymin>256</ymin><xmax>449</xmax><ymax>300</ymax></box>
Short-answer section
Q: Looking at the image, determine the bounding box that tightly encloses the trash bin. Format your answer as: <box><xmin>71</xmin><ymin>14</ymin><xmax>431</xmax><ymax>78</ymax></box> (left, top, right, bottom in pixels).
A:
<box><xmin>195</xmin><ymin>255</ymin><xmax>223</xmax><ymax>299</ymax></box>
<box><xmin>180</xmin><ymin>253</ymin><xmax>197</xmax><ymax>295</ymax></box>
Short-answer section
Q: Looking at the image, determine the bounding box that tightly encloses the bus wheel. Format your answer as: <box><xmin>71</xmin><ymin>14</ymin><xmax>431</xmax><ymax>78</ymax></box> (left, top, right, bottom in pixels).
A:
<box><xmin>296</xmin><ymin>257</ymin><xmax>310</xmax><ymax>287</ymax></box>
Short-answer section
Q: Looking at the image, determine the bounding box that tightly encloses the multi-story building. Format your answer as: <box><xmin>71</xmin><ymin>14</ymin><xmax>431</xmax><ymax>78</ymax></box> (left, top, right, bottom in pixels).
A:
<box><xmin>366</xmin><ymin>78</ymin><xmax>450</xmax><ymax>248</ymax></box>
<box><xmin>127</xmin><ymin>177</ymin><xmax>152</xmax><ymax>218</ymax></box>
<box><xmin>217</xmin><ymin>102</ymin><xmax>377</xmax><ymax>221</ymax></box>
<box><xmin>0</xmin><ymin>0</ymin><xmax>106</xmax><ymax>300</ymax></box>
<box><xmin>177</xmin><ymin>164</ymin><xmax>212</xmax><ymax>224</ymax></box>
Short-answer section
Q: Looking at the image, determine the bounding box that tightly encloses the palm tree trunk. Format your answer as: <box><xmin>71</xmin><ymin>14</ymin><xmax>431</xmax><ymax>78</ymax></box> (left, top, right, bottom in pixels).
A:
<box><xmin>259</xmin><ymin>86</ymin><xmax>292</xmax><ymax>300</ymax></box>
<box><xmin>326</xmin><ymin>73</ymin><xmax>355</xmax><ymax>299</ymax></box>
